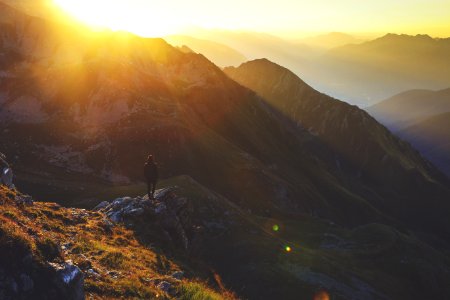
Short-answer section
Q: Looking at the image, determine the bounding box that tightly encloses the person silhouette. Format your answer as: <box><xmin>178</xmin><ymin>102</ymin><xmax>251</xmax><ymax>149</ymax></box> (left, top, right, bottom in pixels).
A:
<box><xmin>144</xmin><ymin>155</ymin><xmax>158</xmax><ymax>199</ymax></box>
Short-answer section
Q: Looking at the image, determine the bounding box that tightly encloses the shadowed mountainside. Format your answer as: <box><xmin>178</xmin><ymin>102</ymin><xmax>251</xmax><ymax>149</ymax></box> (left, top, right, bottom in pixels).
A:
<box><xmin>398</xmin><ymin>112</ymin><xmax>450</xmax><ymax>177</ymax></box>
<box><xmin>225</xmin><ymin>58</ymin><xmax>450</xmax><ymax>234</ymax></box>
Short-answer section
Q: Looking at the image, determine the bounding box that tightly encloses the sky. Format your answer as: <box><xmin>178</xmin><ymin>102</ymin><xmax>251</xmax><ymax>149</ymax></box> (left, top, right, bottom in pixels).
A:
<box><xmin>53</xmin><ymin>0</ymin><xmax>450</xmax><ymax>38</ymax></box>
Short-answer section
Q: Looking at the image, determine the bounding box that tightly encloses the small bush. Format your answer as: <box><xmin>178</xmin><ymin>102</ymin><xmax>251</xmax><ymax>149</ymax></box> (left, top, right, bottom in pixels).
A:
<box><xmin>37</xmin><ymin>237</ymin><xmax>61</xmax><ymax>261</ymax></box>
<box><xmin>3</xmin><ymin>210</ymin><xmax>19</xmax><ymax>221</ymax></box>
<box><xmin>71</xmin><ymin>235</ymin><xmax>94</xmax><ymax>254</ymax></box>
<box><xmin>100</xmin><ymin>251</ymin><xmax>126</xmax><ymax>269</ymax></box>
<box><xmin>178</xmin><ymin>282</ymin><xmax>224</xmax><ymax>300</ymax></box>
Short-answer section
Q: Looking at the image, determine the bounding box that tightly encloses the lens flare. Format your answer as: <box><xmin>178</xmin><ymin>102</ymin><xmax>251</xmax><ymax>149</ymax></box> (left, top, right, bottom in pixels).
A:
<box><xmin>285</xmin><ymin>246</ymin><xmax>292</xmax><ymax>252</ymax></box>
<box><xmin>272</xmin><ymin>224</ymin><xmax>280</xmax><ymax>232</ymax></box>
<box><xmin>314</xmin><ymin>290</ymin><xmax>330</xmax><ymax>300</ymax></box>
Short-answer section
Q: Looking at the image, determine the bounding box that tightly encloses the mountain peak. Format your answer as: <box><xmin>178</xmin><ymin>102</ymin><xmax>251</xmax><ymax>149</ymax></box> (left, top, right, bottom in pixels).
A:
<box><xmin>225</xmin><ymin>58</ymin><xmax>313</xmax><ymax>92</ymax></box>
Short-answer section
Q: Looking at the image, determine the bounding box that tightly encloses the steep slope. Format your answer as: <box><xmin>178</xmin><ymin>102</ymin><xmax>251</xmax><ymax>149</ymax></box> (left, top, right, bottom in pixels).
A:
<box><xmin>317</xmin><ymin>34</ymin><xmax>450</xmax><ymax>105</ymax></box>
<box><xmin>366</xmin><ymin>88</ymin><xmax>450</xmax><ymax>131</ymax></box>
<box><xmin>0</xmin><ymin>185</ymin><xmax>236</xmax><ymax>299</ymax></box>
<box><xmin>225</xmin><ymin>59</ymin><xmax>450</xmax><ymax>235</ymax></box>
<box><xmin>1</xmin><ymin>1</ymin><xmax>450</xmax><ymax>235</ymax></box>
<box><xmin>0</xmin><ymin>2</ymin><xmax>391</xmax><ymax>228</ymax></box>
<box><xmin>4</xmin><ymin>175</ymin><xmax>450</xmax><ymax>300</ymax></box>
<box><xmin>398</xmin><ymin>112</ymin><xmax>450</xmax><ymax>177</ymax></box>
<box><xmin>165</xmin><ymin>35</ymin><xmax>247</xmax><ymax>67</ymax></box>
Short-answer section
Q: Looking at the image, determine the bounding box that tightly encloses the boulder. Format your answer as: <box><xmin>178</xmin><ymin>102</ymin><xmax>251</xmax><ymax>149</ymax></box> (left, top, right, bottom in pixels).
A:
<box><xmin>19</xmin><ymin>274</ymin><xmax>33</xmax><ymax>292</ymax></box>
<box><xmin>15</xmin><ymin>195</ymin><xmax>33</xmax><ymax>206</ymax></box>
<box><xmin>157</xmin><ymin>281</ymin><xmax>172</xmax><ymax>293</ymax></box>
<box><xmin>99</xmin><ymin>187</ymin><xmax>195</xmax><ymax>251</ymax></box>
<box><xmin>93</xmin><ymin>201</ymin><xmax>109</xmax><ymax>211</ymax></box>
<box><xmin>171</xmin><ymin>271</ymin><xmax>184</xmax><ymax>280</ymax></box>
<box><xmin>50</xmin><ymin>261</ymin><xmax>84</xmax><ymax>300</ymax></box>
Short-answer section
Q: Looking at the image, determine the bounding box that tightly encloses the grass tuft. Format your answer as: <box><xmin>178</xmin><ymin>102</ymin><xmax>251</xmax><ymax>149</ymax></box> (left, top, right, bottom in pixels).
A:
<box><xmin>178</xmin><ymin>281</ymin><xmax>225</xmax><ymax>300</ymax></box>
<box><xmin>100</xmin><ymin>251</ymin><xmax>127</xmax><ymax>269</ymax></box>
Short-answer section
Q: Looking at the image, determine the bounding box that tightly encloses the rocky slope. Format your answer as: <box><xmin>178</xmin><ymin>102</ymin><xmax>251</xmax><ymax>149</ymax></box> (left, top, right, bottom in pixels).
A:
<box><xmin>3</xmin><ymin>175</ymin><xmax>450</xmax><ymax>300</ymax></box>
<box><xmin>1</xmin><ymin>0</ymin><xmax>450</xmax><ymax>237</ymax></box>
<box><xmin>0</xmin><ymin>183</ymin><xmax>235</xmax><ymax>299</ymax></box>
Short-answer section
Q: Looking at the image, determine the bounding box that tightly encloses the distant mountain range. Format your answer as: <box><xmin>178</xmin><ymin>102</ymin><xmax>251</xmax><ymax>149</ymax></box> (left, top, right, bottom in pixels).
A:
<box><xmin>165</xmin><ymin>35</ymin><xmax>247</xmax><ymax>67</ymax></box>
<box><xmin>367</xmin><ymin>88</ymin><xmax>450</xmax><ymax>130</ymax></box>
<box><xmin>171</xmin><ymin>31</ymin><xmax>450</xmax><ymax>106</ymax></box>
<box><xmin>318</xmin><ymin>34</ymin><xmax>450</xmax><ymax>105</ymax></box>
<box><xmin>367</xmin><ymin>88</ymin><xmax>450</xmax><ymax>177</ymax></box>
<box><xmin>1</xmin><ymin>1</ymin><xmax>450</xmax><ymax>299</ymax></box>
<box><xmin>399</xmin><ymin>112</ymin><xmax>450</xmax><ymax>177</ymax></box>
<box><xmin>300</xmin><ymin>32</ymin><xmax>365</xmax><ymax>51</ymax></box>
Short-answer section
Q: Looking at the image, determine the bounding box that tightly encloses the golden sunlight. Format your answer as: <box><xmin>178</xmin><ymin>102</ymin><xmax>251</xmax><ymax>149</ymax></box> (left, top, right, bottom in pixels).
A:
<box><xmin>52</xmin><ymin>0</ymin><xmax>183</xmax><ymax>37</ymax></box>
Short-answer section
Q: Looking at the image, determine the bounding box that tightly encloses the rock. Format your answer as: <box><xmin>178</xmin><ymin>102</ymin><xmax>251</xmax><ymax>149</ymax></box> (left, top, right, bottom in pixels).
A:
<box><xmin>93</xmin><ymin>201</ymin><xmax>109</xmax><ymax>211</ymax></box>
<box><xmin>21</xmin><ymin>254</ymin><xmax>33</xmax><ymax>266</ymax></box>
<box><xmin>8</xmin><ymin>277</ymin><xmax>18</xmax><ymax>294</ymax></box>
<box><xmin>108</xmin><ymin>271</ymin><xmax>120</xmax><ymax>279</ymax></box>
<box><xmin>171</xmin><ymin>271</ymin><xmax>184</xmax><ymax>280</ymax></box>
<box><xmin>101</xmin><ymin>187</ymin><xmax>195</xmax><ymax>251</ymax></box>
<box><xmin>154</xmin><ymin>202</ymin><xmax>167</xmax><ymax>214</ymax></box>
<box><xmin>124</xmin><ymin>207</ymin><xmax>145</xmax><ymax>217</ymax></box>
<box><xmin>154</xmin><ymin>187</ymin><xmax>177</xmax><ymax>200</ymax></box>
<box><xmin>157</xmin><ymin>281</ymin><xmax>172</xmax><ymax>293</ymax></box>
<box><xmin>19</xmin><ymin>274</ymin><xmax>33</xmax><ymax>292</ymax></box>
<box><xmin>15</xmin><ymin>195</ymin><xmax>33</xmax><ymax>206</ymax></box>
<box><xmin>1</xmin><ymin>168</ymin><xmax>14</xmax><ymax>188</ymax></box>
<box><xmin>87</xmin><ymin>269</ymin><xmax>100</xmax><ymax>278</ymax></box>
<box><xmin>108</xmin><ymin>212</ymin><xmax>122</xmax><ymax>223</ymax></box>
<box><xmin>51</xmin><ymin>261</ymin><xmax>85</xmax><ymax>300</ymax></box>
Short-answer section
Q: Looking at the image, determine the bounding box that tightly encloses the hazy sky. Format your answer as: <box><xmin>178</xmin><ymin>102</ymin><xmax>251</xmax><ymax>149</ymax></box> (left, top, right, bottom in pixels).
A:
<box><xmin>53</xmin><ymin>0</ymin><xmax>450</xmax><ymax>37</ymax></box>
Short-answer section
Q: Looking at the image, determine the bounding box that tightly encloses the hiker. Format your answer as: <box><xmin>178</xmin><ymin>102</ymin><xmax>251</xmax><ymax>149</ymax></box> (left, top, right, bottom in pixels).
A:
<box><xmin>144</xmin><ymin>155</ymin><xmax>158</xmax><ymax>199</ymax></box>
<box><xmin>0</xmin><ymin>153</ymin><xmax>13</xmax><ymax>188</ymax></box>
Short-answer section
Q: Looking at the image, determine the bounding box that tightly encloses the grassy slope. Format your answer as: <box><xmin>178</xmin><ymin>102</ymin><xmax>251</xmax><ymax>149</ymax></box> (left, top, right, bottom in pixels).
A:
<box><xmin>3</xmin><ymin>174</ymin><xmax>450</xmax><ymax>299</ymax></box>
<box><xmin>0</xmin><ymin>185</ymin><xmax>234</xmax><ymax>299</ymax></box>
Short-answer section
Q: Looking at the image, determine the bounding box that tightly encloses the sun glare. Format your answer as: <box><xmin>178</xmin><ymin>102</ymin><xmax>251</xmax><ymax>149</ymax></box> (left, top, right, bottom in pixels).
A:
<box><xmin>52</xmin><ymin>0</ymin><xmax>182</xmax><ymax>37</ymax></box>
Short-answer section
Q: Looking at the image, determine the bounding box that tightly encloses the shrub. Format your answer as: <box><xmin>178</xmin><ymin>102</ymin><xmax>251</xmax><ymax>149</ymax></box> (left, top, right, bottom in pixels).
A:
<box><xmin>37</xmin><ymin>237</ymin><xmax>61</xmax><ymax>261</ymax></box>
<box><xmin>178</xmin><ymin>282</ymin><xmax>224</xmax><ymax>300</ymax></box>
<box><xmin>100</xmin><ymin>251</ymin><xmax>126</xmax><ymax>269</ymax></box>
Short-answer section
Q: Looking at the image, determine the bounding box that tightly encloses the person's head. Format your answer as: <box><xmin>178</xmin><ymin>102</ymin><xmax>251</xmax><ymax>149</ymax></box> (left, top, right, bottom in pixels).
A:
<box><xmin>147</xmin><ymin>155</ymin><xmax>154</xmax><ymax>162</ymax></box>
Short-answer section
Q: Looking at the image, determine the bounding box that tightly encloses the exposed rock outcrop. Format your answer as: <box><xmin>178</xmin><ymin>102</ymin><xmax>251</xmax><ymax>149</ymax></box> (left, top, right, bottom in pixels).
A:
<box><xmin>95</xmin><ymin>187</ymin><xmax>195</xmax><ymax>251</ymax></box>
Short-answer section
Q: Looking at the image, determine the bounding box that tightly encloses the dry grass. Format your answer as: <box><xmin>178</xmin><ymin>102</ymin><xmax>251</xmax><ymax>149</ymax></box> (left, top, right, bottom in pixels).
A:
<box><xmin>0</xmin><ymin>185</ymin><xmax>235</xmax><ymax>299</ymax></box>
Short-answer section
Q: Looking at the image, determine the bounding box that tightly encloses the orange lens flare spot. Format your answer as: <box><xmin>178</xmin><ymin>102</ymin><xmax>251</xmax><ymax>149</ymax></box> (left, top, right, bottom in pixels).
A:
<box><xmin>314</xmin><ymin>290</ymin><xmax>330</xmax><ymax>300</ymax></box>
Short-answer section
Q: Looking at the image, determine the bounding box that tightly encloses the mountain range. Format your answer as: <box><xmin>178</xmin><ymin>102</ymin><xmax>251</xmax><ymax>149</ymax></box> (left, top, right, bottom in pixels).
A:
<box><xmin>167</xmin><ymin>30</ymin><xmax>450</xmax><ymax>106</ymax></box>
<box><xmin>367</xmin><ymin>88</ymin><xmax>450</xmax><ymax>177</ymax></box>
<box><xmin>1</xmin><ymin>2</ymin><xmax>450</xmax><ymax>299</ymax></box>
<box><xmin>299</xmin><ymin>32</ymin><xmax>365</xmax><ymax>51</ymax></box>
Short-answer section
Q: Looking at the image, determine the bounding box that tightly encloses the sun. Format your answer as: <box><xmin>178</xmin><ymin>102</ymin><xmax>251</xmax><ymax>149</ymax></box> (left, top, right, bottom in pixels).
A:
<box><xmin>52</xmin><ymin>0</ymin><xmax>182</xmax><ymax>37</ymax></box>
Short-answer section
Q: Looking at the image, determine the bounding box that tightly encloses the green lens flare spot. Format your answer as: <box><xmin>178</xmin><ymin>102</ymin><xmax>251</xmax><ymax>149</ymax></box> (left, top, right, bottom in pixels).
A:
<box><xmin>272</xmin><ymin>224</ymin><xmax>279</xmax><ymax>231</ymax></box>
<box><xmin>285</xmin><ymin>246</ymin><xmax>292</xmax><ymax>252</ymax></box>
